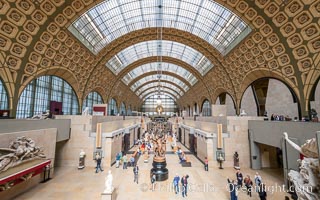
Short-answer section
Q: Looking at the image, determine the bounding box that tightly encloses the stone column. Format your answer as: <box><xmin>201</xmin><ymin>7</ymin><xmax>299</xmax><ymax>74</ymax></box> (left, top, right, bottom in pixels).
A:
<box><xmin>249</xmin><ymin>130</ymin><xmax>261</xmax><ymax>170</ymax></box>
<box><xmin>104</xmin><ymin>137</ymin><xmax>113</xmax><ymax>167</ymax></box>
<box><xmin>206</xmin><ymin>137</ymin><xmax>215</xmax><ymax>167</ymax></box>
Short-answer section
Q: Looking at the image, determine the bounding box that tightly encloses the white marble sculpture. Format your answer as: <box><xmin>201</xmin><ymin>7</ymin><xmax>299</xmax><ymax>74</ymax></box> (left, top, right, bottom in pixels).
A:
<box><xmin>283</xmin><ymin>132</ymin><xmax>319</xmax><ymax>200</ymax></box>
<box><xmin>104</xmin><ymin>170</ymin><xmax>113</xmax><ymax>193</ymax></box>
<box><xmin>82</xmin><ymin>107</ymin><xmax>89</xmax><ymax>116</ymax></box>
<box><xmin>31</xmin><ymin>110</ymin><xmax>51</xmax><ymax>119</ymax></box>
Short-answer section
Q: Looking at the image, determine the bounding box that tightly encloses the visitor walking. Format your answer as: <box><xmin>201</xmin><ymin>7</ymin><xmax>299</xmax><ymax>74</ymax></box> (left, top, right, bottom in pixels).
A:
<box><xmin>173</xmin><ymin>173</ymin><xmax>180</xmax><ymax>194</ymax></box>
<box><xmin>227</xmin><ymin>178</ymin><xmax>238</xmax><ymax>200</ymax></box>
<box><xmin>115</xmin><ymin>153</ymin><xmax>121</xmax><ymax>168</ymax></box>
<box><xmin>151</xmin><ymin>173</ymin><xmax>156</xmax><ymax>191</ymax></box>
<box><xmin>255</xmin><ymin>172</ymin><xmax>262</xmax><ymax>189</ymax></box>
<box><xmin>122</xmin><ymin>154</ymin><xmax>127</xmax><ymax>169</ymax></box>
<box><xmin>133</xmin><ymin>164</ymin><xmax>139</xmax><ymax>184</ymax></box>
<box><xmin>244</xmin><ymin>175</ymin><xmax>253</xmax><ymax>197</ymax></box>
<box><xmin>258</xmin><ymin>183</ymin><xmax>267</xmax><ymax>200</ymax></box>
<box><xmin>204</xmin><ymin>157</ymin><xmax>208</xmax><ymax>171</ymax></box>
<box><xmin>95</xmin><ymin>153</ymin><xmax>103</xmax><ymax>173</ymax></box>
<box><xmin>236</xmin><ymin>170</ymin><xmax>243</xmax><ymax>188</ymax></box>
<box><xmin>181</xmin><ymin>174</ymin><xmax>189</xmax><ymax>197</ymax></box>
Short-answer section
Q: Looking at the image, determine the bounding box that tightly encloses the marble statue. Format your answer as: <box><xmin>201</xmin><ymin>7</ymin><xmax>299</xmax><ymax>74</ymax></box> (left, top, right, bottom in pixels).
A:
<box><xmin>31</xmin><ymin>110</ymin><xmax>51</xmax><ymax>119</ymax></box>
<box><xmin>240</xmin><ymin>110</ymin><xmax>247</xmax><ymax>116</ymax></box>
<box><xmin>172</xmin><ymin>133</ymin><xmax>177</xmax><ymax>147</ymax></box>
<box><xmin>283</xmin><ymin>132</ymin><xmax>319</xmax><ymax>200</ymax></box>
<box><xmin>78</xmin><ymin>149</ymin><xmax>86</xmax><ymax>169</ymax></box>
<box><xmin>233</xmin><ymin>151</ymin><xmax>240</xmax><ymax>169</ymax></box>
<box><xmin>0</xmin><ymin>136</ymin><xmax>46</xmax><ymax>173</ymax></box>
<box><xmin>283</xmin><ymin>132</ymin><xmax>318</xmax><ymax>158</ymax></box>
<box><xmin>104</xmin><ymin>170</ymin><xmax>113</xmax><ymax>193</ymax></box>
<box><xmin>82</xmin><ymin>107</ymin><xmax>89</xmax><ymax>116</ymax></box>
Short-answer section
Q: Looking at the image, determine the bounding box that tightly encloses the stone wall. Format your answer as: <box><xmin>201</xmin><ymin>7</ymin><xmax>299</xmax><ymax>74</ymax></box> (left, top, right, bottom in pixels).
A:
<box><xmin>54</xmin><ymin>116</ymin><xmax>96</xmax><ymax>168</ymax></box>
<box><xmin>196</xmin><ymin>135</ymin><xmax>207</xmax><ymax>162</ymax></box>
<box><xmin>226</xmin><ymin>95</ymin><xmax>236</xmax><ymax>116</ymax></box>
<box><xmin>240</xmin><ymin>86</ymin><xmax>258</xmax><ymax>116</ymax></box>
<box><xmin>258</xmin><ymin>143</ymin><xmax>279</xmax><ymax>168</ymax></box>
<box><xmin>224</xmin><ymin>116</ymin><xmax>263</xmax><ymax>168</ymax></box>
<box><xmin>265</xmin><ymin>79</ymin><xmax>299</xmax><ymax>119</ymax></box>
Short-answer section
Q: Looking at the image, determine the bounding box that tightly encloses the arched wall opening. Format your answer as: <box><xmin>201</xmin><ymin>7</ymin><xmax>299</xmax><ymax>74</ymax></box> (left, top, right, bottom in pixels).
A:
<box><xmin>215</xmin><ymin>93</ymin><xmax>236</xmax><ymax>116</ymax></box>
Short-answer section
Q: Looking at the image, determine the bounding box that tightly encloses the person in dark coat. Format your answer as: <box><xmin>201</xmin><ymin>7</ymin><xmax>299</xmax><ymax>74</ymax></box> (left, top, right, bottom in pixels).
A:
<box><xmin>227</xmin><ymin>178</ymin><xmax>238</xmax><ymax>200</ymax></box>
<box><xmin>181</xmin><ymin>174</ymin><xmax>189</xmax><ymax>197</ymax></box>
<box><xmin>258</xmin><ymin>183</ymin><xmax>267</xmax><ymax>200</ymax></box>
<box><xmin>236</xmin><ymin>170</ymin><xmax>243</xmax><ymax>188</ymax></box>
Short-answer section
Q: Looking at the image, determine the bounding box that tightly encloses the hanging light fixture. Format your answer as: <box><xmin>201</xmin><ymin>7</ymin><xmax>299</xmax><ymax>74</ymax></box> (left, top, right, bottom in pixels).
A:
<box><xmin>156</xmin><ymin>3</ymin><xmax>163</xmax><ymax>107</ymax></box>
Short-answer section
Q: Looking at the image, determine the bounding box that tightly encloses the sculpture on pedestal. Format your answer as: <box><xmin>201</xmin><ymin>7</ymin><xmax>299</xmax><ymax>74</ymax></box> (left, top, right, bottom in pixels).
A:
<box><xmin>0</xmin><ymin>136</ymin><xmax>46</xmax><ymax>173</ymax></box>
<box><xmin>150</xmin><ymin>129</ymin><xmax>168</xmax><ymax>181</ymax></box>
<box><xmin>104</xmin><ymin>170</ymin><xmax>113</xmax><ymax>193</ymax></box>
<box><xmin>283</xmin><ymin>132</ymin><xmax>319</xmax><ymax>200</ymax></box>
<box><xmin>78</xmin><ymin>149</ymin><xmax>86</xmax><ymax>169</ymax></box>
<box><xmin>233</xmin><ymin>151</ymin><xmax>240</xmax><ymax>169</ymax></box>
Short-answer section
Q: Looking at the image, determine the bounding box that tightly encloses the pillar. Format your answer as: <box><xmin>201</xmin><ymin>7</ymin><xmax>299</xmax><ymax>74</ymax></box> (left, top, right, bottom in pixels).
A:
<box><xmin>104</xmin><ymin>137</ymin><xmax>113</xmax><ymax>167</ymax></box>
<box><xmin>249</xmin><ymin>130</ymin><xmax>261</xmax><ymax>169</ymax></box>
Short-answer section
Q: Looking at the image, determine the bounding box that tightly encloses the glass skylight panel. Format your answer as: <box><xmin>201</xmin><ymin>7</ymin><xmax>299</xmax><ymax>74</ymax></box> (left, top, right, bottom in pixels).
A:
<box><xmin>107</xmin><ymin>40</ymin><xmax>212</xmax><ymax>76</ymax></box>
<box><xmin>69</xmin><ymin>0</ymin><xmax>251</xmax><ymax>56</ymax></box>
<box><xmin>136</xmin><ymin>82</ymin><xmax>184</xmax><ymax>96</ymax></box>
<box><xmin>143</xmin><ymin>93</ymin><xmax>176</xmax><ymax>102</ymax></box>
<box><xmin>130</xmin><ymin>74</ymin><xmax>189</xmax><ymax>92</ymax></box>
<box><xmin>121</xmin><ymin>62</ymin><xmax>198</xmax><ymax>85</ymax></box>
<box><xmin>140</xmin><ymin>88</ymin><xmax>180</xmax><ymax>100</ymax></box>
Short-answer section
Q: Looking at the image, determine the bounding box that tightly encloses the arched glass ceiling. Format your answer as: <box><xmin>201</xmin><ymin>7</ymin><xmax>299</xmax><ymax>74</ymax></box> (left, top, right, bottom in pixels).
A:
<box><xmin>122</xmin><ymin>62</ymin><xmax>197</xmax><ymax>86</ymax></box>
<box><xmin>106</xmin><ymin>40</ymin><xmax>212</xmax><ymax>76</ymax></box>
<box><xmin>130</xmin><ymin>74</ymin><xmax>189</xmax><ymax>92</ymax></box>
<box><xmin>136</xmin><ymin>82</ymin><xmax>184</xmax><ymax>96</ymax></box>
<box><xmin>143</xmin><ymin>93</ymin><xmax>177</xmax><ymax>102</ymax></box>
<box><xmin>69</xmin><ymin>0</ymin><xmax>251</xmax><ymax>56</ymax></box>
<box><xmin>140</xmin><ymin>87</ymin><xmax>180</xmax><ymax>100</ymax></box>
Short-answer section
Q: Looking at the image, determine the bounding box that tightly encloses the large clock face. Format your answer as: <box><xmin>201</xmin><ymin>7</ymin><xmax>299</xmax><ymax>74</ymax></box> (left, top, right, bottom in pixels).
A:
<box><xmin>155</xmin><ymin>105</ymin><xmax>163</xmax><ymax>113</ymax></box>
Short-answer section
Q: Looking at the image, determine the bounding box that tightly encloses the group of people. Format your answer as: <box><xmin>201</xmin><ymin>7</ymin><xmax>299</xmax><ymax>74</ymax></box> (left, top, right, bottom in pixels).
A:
<box><xmin>173</xmin><ymin>173</ymin><xmax>190</xmax><ymax>197</ymax></box>
<box><xmin>228</xmin><ymin>170</ymin><xmax>267</xmax><ymax>200</ymax></box>
<box><xmin>114</xmin><ymin>151</ymin><xmax>139</xmax><ymax>169</ymax></box>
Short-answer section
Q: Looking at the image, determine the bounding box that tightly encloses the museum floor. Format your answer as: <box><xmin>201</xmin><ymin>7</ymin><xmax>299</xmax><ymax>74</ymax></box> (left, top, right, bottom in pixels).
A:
<box><xmin>14</xmin><ymin>143</ymin><xmax>287</xmax><ymax>200</ymax></box>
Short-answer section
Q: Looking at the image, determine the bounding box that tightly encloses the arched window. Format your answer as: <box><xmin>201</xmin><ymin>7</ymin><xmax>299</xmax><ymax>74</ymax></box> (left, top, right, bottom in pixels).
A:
<box><xmin>83</xmin><ymin>91</ymin><xmax>103</xmax><ymax>114</ymax></box>
<box><xmin>127</xmin><ymin>105</ymin><xmax>132</xmax><ymax>116</ymax></box>
<box><xmin>120</xmin><ymin>102</ymin><xmax>126</xmax><ymax>115</ymax></box>
<box><xmin>108</xmin><ymin>98</ymin><xmax>118</xmax><ymax>116</ymax></box>
<box><xmin>17</xmin><ymin>76</ymin><xmax>79</xmax><ymax>118</ymax></box>
<box><xmin>0</xmin><ymin>79</ymin><xmax>9</xmax><ymax>110</ymax></box>
<box><xmin>201</xmin><ymin>99</ymin><xmax>211</xmax><ymax>116</ymax></box>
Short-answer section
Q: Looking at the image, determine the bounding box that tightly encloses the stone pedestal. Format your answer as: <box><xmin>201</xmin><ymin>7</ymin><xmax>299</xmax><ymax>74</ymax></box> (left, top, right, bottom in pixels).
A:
<box><xmin>101</xmin><ymin>188</ymin><xmax>115</xmax><ymax>200</ymax></box>
<box><xmin>150</xmin><ymin>158</ymin><xmax>168</xmax><ymax>181</ymax></box>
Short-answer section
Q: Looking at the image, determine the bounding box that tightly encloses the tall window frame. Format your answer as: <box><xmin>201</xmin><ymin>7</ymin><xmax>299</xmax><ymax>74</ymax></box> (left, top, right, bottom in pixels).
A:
<box><xmin>83</xmin><ymin>91</ymin><xmax>104</xmax><ymax>115</ymax></box>
<box><xmin>108</xmin><ymin>98</ymin><xmax>118</xmax><ymax>116</ymax></box>
<box><xmin>120</xmin><ymin>102</ymin><xmax>126</xmax><ymax>116</ymax></box>
<box><xmin>16</xmin><ymin>76</ymin><xmax>79</xmax><ymax>118</ymax></box>
<box><xmin>0</xmin><ymin>78</ymin><xmax>9</xmax><ymax>110</ymax></box>
<box><xmin>201</xmin><ymin>99</ymin><xmax>212</xmax><ymax>116</ymax></box>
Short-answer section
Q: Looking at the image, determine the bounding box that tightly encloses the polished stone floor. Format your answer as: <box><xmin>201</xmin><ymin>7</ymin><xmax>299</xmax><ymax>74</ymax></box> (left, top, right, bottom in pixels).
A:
<box><xmin>14</xmin><ymin>143</ymin><xmax>288</xmax><ymax>200</ymax></box>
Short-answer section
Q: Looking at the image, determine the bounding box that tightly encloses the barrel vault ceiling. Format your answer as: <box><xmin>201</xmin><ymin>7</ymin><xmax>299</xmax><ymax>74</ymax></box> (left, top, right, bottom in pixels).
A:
<box><xmin>0</xmin><ymin>0</ymin><xmax>319</xmax><ymax>115</ymax></box>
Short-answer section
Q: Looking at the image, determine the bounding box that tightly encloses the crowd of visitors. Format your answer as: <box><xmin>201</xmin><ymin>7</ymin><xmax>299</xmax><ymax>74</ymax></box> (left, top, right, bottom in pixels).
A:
<box><xmin>228</xmin><ymin>170</ymin><xmax>267</xmax><ymax>200</ymax></box>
